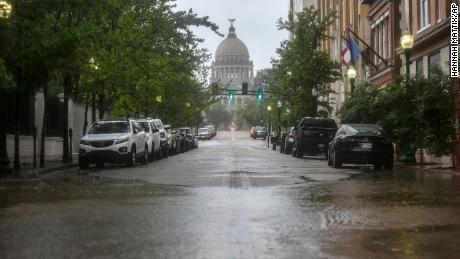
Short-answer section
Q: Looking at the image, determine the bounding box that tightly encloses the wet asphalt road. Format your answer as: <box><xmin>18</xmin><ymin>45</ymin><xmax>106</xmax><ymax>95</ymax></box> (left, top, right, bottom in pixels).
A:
<box><xmin>2</xmin><ymin>131</ymin><xmax>460</xmax><ymax>258</ymax></box>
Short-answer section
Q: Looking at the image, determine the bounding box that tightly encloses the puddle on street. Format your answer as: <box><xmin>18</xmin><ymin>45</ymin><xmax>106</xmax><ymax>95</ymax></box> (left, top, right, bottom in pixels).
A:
<box><xmin>286</xmin><ymin>167</ymin><xmax>460</xmax><ymax>258</ymax></box>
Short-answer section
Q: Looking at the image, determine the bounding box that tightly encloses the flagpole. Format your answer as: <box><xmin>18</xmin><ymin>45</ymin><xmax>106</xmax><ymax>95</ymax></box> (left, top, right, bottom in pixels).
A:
<box><xmin>347</xmin><ymin>27</ymin><xmax>387</xmax><ymax>65</ymax></box>
<box><xmin>340</xmin><ymin>35</ymin><xmax>378</xmax><ymax>70</ymax></box>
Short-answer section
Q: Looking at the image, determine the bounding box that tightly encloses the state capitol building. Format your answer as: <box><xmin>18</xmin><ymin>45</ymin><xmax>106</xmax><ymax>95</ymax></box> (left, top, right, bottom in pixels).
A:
<box><xmin>210</xmin><ymin>20</ymin><xmax>255</xmax><ymax>113</ymax></box>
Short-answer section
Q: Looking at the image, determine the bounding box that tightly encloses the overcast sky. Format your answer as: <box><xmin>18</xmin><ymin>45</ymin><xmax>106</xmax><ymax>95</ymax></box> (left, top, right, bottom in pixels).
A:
<box><xmin>174</xmin><ymin>0</ymin><xmax>289</xmax><ymax>73</ymax></box>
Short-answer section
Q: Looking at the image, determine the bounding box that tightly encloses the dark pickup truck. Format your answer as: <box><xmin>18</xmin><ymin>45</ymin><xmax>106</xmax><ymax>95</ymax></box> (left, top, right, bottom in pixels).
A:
<box><xmin>292</xmin><ymin>117</ymin><xmax>338</xmax><ymax>158</ymax></box>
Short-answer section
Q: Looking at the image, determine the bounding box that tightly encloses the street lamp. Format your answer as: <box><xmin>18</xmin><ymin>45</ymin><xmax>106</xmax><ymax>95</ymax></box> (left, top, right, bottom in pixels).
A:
<box><xmin>276</xmin><ymin>101</ymin><xmax>282</xmax><ymax>151</ymax></box>
<box><xmin>0</xmin><ymin>0</ymin><xmax>11</xmax><ymax>172</ymax></box>
<box><xmin>311</xmin><ymin>88</ymin><xmax>318</xmax><ymax>117</ymax></box>
<box><xmin>267</xmin><ymin>105</ymin><xmax>272</xmax><ymax>148</ymax></box>
<box><xmin>0</xmin><ymin>1</ymin><xmax>12</xmax><ymax>19</ymax></box>
<box><xmin>400</xmin><ymin>31</ymin><xmax>414</xmax><ymax>80</ymax></box>
<box><xmin>347</xmin><ymin>66</ymin><xmax>357</xmax><ymax>93</ymax></box>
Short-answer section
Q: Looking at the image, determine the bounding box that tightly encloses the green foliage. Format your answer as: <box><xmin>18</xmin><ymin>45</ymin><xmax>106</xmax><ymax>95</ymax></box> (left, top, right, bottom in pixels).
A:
<box><xmin>271</xmin><ymin>6</ymin><xmax>341</xmax><ymax>125</ymax></box>
<box><xmin>207</xmin><ymin>102</ymin><xmax>231</xmax><ymax>129</ymax></box>
<box><xmin>339</xmin><ymin>68</ymin><xmax>456</xmax><ymax>156</ymax></box>
<box><xmin>241</xmin><ymin>100</ymin><xmax>262</xmax><ymax>126</ymax></box>
<box><xmin>1</xmin><ymin>0</ymin><xmax>221</xmax><ymax>126</ymax></box>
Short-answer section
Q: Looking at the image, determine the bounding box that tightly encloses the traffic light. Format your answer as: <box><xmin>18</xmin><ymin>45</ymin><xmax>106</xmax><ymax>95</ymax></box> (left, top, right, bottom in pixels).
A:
<box><xmin>229</xmin><ymin>90</ymin><xmax>235</xmax><ymax>101</ymax></box>
<box><xmin>242</xmin><ymin>82</ymin><xmax>248</xmax><ymax>95</ymax></box>
<box><xmin>257</xmin><ymin>88</ymin><xmax>264</xmax><ymax>101</ymax></box>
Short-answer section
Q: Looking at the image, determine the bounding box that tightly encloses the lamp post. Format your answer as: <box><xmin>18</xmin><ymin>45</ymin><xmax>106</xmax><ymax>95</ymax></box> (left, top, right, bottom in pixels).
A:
<box><xmin>347</xmin><ymin>66</ymin><xmax>357</xmax><ymax>93</ymax></box>
<box><xmin>400</xmin><ymin>31</ymin><xmax>414</xmax><ymax>81</ymax></box>
<box><xmin>275</xmin><ymin>101</ymin><xmax>282</xmax><ymax>151</ymax></box>
<box><xmin>311</xmin><ymin>88</ymin><xmax>318</xmax><ymax>116</ymax></box>
<box><xmin>0</xmin><ymin>0</ymin><xmax>12</xmax><ymax>172</ymax></box>
<box><xmin>267</xmin><ymin>105</ymin><xmax>272</xmax><ymax>148</ymax></box>
<box><xmin>277</xmin><ymin>101</ymin><xmax>282</xmax><ymax>138</ymax></box>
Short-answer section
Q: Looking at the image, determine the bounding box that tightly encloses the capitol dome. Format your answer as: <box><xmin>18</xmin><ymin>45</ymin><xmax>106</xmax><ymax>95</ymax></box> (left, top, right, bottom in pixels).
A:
<box><xmin>215</xmin><ymin>24</ymin><xmax>249</xmax><ymax>58</ymax></box>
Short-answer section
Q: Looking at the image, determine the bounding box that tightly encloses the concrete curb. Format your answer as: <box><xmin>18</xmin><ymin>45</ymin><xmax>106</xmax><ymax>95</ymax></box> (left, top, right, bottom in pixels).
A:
<box><xmin>395</xmin><ymin>163</ymin><xmax>460</xmax><ymax>175</ymax></box>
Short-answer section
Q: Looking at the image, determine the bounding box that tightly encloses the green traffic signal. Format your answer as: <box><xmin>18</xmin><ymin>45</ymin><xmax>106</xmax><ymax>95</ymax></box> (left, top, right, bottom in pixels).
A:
<box><xmin>257</xmin><ymin>88</ymin><xmax>264</xmax><ymax>101</ymax></box>
<box><xmin>229</xmin><ymin>91</ymin><xmax>235</xmax><ymax>100</ymax></box>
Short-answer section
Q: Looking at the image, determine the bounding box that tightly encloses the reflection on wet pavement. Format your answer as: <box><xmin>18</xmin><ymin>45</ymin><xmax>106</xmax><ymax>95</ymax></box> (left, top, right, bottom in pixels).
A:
<box><xmin>1</xmin><ymin>132</ymin><xmax>460</xmax><ymax>258</ymax></box>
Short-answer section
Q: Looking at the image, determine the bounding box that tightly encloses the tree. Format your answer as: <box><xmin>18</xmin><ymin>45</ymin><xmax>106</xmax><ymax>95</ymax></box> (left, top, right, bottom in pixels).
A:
<box><xmin>271</xmin><ymin>6</ymin><xmax>340</xmax><ymax>124</ymax></box>
<box><xmin>207</xmin><ymin>103</ymin><xmax>231</xmax><ymax>129</ymax></box>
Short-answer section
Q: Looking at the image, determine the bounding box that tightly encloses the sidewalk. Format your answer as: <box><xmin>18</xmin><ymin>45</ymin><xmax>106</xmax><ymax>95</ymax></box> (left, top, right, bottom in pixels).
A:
<box><xmin>0</xmin><ymin>155</ymin><xmax>78</xmax><ymax>182</ymax></box>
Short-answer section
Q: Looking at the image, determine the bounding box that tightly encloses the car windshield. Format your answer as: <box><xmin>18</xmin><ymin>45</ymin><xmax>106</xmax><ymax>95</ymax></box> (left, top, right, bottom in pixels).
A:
<box><xmin>88</xmin><ymin>122</ymin><xmax>129</xmax><ymax>134</ymax></box>
<box><xmin>180</xmin><ymin>128</ymin><xmax>190</xmax><ymax>133</ymax></box>
<box><xmin>256</xmin><ymin>126</ymin><xmax>266</xmax><ymax>131</ymax></box>
<box><xmin>348</xmin><ymin>125</ymin><xmax>384</xmax><ymax>135</ymax></box>
<box><xmin>139</xmin><ymin>122</ymin><xmax>150</xmax><ymax>132</ymax></box>
<box><xmin>154</xmin><ymin>121</ymin><xmax>163</xmax><ymax>129</ymax></box>
<box><xmin>198</xmin><ymin>128</ymin><xmax>209</xmax><ymax>133</ymax></box>
<box><xmin>301</xmin><ymin>118</ymin><xmax>337</xmax><ymax>129</ymax></box>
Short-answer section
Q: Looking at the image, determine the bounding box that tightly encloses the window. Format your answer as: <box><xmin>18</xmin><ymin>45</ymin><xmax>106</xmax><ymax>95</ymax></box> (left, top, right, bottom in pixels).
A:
<box><xmin>371</xmin><ymin>13</ymin><xmax>390</xmax><ymax>64</ymax></box>
<box><xmin>420</xmin><ymin>0</ymin><xmax>430</xmax><ymax>29</ymax></box>
<box><xmin>416</xmin><ymin>59</ymin><xmax>424</xmax><ymax>75</ymax></box>
<box><xmin>428</xmin><ymin>52</ymin><xmax>441</xmax><ymax>72</ymax></box>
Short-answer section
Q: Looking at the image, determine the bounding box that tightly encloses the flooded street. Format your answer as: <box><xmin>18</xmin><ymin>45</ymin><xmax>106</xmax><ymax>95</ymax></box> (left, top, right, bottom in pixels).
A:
<box><xmin>1</xmin><ymin>131</ymin><xmax>460</xmax><ymax>258</ymax></box>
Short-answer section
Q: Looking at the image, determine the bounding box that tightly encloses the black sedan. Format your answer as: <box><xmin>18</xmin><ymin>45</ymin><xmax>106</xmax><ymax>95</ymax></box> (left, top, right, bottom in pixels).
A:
<box><xmin>327</xmin><ymin>124</ymin><xmax>394</xmax><ymax>170</ymax></box>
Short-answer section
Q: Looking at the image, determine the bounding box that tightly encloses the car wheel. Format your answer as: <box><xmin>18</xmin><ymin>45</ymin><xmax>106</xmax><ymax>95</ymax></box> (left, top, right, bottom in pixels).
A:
<box><xmin>327</xmin><ymin>150</ymin><xmax>333</xmax><ymax>166</ymax></box>
<box><xmin>374</xmin><ymin>163</ymin><xmax>383</xmax><ymax>170</ymax></box>
<box><xmin>384</xmin><ymin>160</ymin><xmax>394</xmax><ymax>170</ymax></box>
<box><xmin>294</xmin><ymin>145</ymin><xmax>303</xmax><ymax>158</ymax></box>
<box><xmin>157</xmin><ymin>147</ymin><xmax>163</xmax><ymax>160</ymax></box>
<box><xmin>141</xmin><ymin>145</ymin><xmax>148</xmax><ymax>165</ymax></box>
<box><xmin>163</xmin><ymin>146</ymin><xmax>169</xmax><ymax>158</ymax></box>
<box><xmin>332</xmin><ymin>151</ymin><xmax>342</xmax><ymax>168</ymax></box>
<box><xmin>79</xmin><ymin>161</ymin><xmax>89</xmax><ymax>169</ymax></box>
<box><xmin>128</xmin><ymin>146</ymin><xmax>136</xmax><ymax>167</ymax></box>
<box><xmin>148</xmin><ymin>144</ymin><xmax>154</xmax><ymax>162</ymax></box>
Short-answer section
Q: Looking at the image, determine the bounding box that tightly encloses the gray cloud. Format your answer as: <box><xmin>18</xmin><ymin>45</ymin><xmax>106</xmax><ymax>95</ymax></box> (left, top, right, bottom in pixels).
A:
<box><xmin>174</xmin><ymin>0</ymin><xmax>289</xmax><ymax>73</ymax></box>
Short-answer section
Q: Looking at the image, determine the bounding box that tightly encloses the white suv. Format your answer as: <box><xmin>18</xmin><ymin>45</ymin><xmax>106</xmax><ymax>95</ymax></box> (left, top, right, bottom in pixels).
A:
<box><xmin>79</xmin><ymin>119</ymin><xmax>148</xmax><ymax>169</ymax></box>
<box><xmin>137</xmin><ymin>119</ymin><xmax>161</xmax><ymax>161</ymax></box>
<box><xmin>152</xmin><ymin>119</ymin><xmax>169</xmax><ymax>158</ymax></box>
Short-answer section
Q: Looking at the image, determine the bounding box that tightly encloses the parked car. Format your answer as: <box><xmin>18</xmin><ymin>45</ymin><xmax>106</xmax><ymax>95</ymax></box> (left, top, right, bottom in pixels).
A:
<box><xmin>138</xmin><ymin>119</ymin><xmax>161</xmax><ymax>161</ymax></box>
<box><xmin>205</xmin><ymin>124</ymin><xmax>217</xmax><ymax>137</ymax></box>
<box><xmin>283</xmin><ymin>127</ymin><xmax>296</xmax><ymax>155</ymax></box>
<box><xmin>253</xmin><ymin>126</ymin><xmax>267</xmax><ymax>140</ymax></box>
<box><xmin>180</xmin><ymin>127</ymin><xmax>198</xmax><ymax>150</ymax></box>
<box><xmin>197</xmin><ymin>127</ymin><xmax>212</xmax><ymax>140</ymax></box>
<box><xmin>174</xmin><ymin>128</ymin><xmax>186</xmax><ymax>153</ymax></box>
<box><xmin>292</xmin><ymin>117</ymin><xmax>337</xmax><ymax>158</ymax></box>
<box><xmin>79</xmin><ymin>119</ymin><xmax>148</xmax><ymax>169</ymax></box>
<box><xmin>152</xmin><ymin>118</ymin><xmax>169</xmax><ymax>158</ymax></box>
<box><xmin>164</xmin><ymin>124</ymin><xmax>178</xmax><ymax>155</ymax></box>
<box><xmin>328</xmin><ymin>124</ymin><xmax>394</xmax><ymax>170</ymax></box>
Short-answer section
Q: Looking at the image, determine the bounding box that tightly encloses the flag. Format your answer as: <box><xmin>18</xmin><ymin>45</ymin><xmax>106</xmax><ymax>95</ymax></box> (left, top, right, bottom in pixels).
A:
<box><xmin>349</xmin><ymin>35</ymin><xmax>361</xmax><ymax>64</ymax></box>
<box><xmin>340</xmin><ymin>39</ymin><xmax>351</xmax><ymax>66</ymax></box>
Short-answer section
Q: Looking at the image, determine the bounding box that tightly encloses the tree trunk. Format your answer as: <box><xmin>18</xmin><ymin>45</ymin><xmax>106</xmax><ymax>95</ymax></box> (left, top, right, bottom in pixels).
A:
<box><xmin>91</xmin><ymin>90</ymin><xmax>96</xmax><ymax>123</ymax></box>
<box><xmin>98</xmin><ymin>93</ymin><xmax>104</xmax><ymax>120</ymax></box>
<box><xmin>62</xmin><ymin>75</ymin><xmax>71</xmax><ymax>163</ymax></box>
<box><xmin>40</xmin><ymin>75</ymin><xmax>48</xmax><ymax>168</ymax></box>
<box><xmin>83</xmin><ymin>92</ymin><xmax>89</xmax><ymax>135</ymax></box>
<box><xmin>13</xmin><ymin>92</ymin><xmax>20</xmax><ymax>169</ymax></box>
<box><xmin>13</xmin><ymin>68</ymin><xmax>22</xmax><ymax>170</ymax></box>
